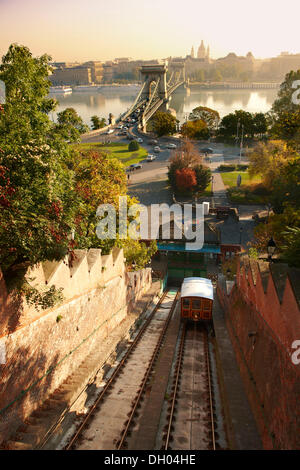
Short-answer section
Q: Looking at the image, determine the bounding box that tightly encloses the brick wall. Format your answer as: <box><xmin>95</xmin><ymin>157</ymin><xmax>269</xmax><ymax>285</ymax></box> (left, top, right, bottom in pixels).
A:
<box><xmin>0</xmin><ymin>248</ymin><xmax>152</xmax><ymax>443</ymax></box>
<box><xmin>217</xmin><ymin>258</ymin><xmax>300</xmax><ymax>449</ymax></box>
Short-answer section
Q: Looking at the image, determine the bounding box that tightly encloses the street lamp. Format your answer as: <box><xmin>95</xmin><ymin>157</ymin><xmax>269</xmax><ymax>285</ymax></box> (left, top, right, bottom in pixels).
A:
<box><xmin>267</xmin><ymin>237</ymin><xmax>276</xmax><ymax>260</ymax></box>
<box><xmin>239</xmin><ymin>124</ymin><xmax>244</xmax><ymax>164</ymax></box>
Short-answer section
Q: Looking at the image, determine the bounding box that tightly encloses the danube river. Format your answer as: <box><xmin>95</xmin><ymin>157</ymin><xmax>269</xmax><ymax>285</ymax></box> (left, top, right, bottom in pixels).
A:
<box><xmin>49</xmin><ymin>85</ymin><xmax>278</xmax><ymax>127</ymax></box>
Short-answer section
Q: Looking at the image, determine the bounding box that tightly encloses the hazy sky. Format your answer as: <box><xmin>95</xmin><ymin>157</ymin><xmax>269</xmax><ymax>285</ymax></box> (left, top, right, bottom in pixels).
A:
<box><xmin>1</xmin><ymin>0</ymin><xmax>299</xmax><ymax>62</ymax></box>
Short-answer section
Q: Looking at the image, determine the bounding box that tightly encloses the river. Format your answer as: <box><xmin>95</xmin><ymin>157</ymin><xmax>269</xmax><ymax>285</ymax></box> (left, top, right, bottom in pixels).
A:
<box><xmin>49</xmin><ymin>85</ymin><xmax>278</xmax><ymax>127</ymax></box>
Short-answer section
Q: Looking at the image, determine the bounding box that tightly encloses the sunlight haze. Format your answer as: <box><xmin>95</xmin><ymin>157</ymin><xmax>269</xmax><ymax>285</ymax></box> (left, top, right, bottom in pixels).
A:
<box><xmin>0</xmin><ymin>0</ymin><xmax>299</xmax><ymax>61</ymax></box>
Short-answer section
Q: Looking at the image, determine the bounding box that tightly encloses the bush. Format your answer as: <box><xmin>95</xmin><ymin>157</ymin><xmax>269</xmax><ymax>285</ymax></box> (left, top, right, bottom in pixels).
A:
<box><xmin>218</xmin><ymin>164</ymin><xmax>236</xmax><ymax>172</ymax></box>
<box><xmin>128</xmin><ymin>140</ymin><xmax>139</xmax><ymax>151</ymax></box>
<box><xmin>218</xmin><ymin>164</ymin><xmax>249</xmax><ymax>172</ymax></box>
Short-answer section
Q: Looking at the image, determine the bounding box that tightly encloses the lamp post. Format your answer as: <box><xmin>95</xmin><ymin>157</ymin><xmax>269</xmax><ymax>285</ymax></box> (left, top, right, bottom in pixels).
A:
<box><xmin>239</xmin><ymin>226</ymin><xmax>243</xmax><ymax>245</ymax></box>
<box><xmin>267</xmin><ymin>237</ymin><xmax>276</xmax><ymax>261</ymax></box>
<box><xmin>239</xmin><ymin>124</ymin><xmax>244</xmax><ymax>164</ymax></box>
<box><xmin>236</xmin><ymin>119</ymin><xmax>240</xmax><ymax>145</ymax></box>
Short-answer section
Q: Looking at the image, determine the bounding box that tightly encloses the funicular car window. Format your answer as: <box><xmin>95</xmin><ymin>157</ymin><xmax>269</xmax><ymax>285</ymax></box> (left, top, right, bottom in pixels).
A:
<box><xmin>192</xmin><ymin>299</ymin><xmax>201</xmax><ymax>309</ymax></box>
<box><xmin>183</xmin><ymin>299</ymin><xmax>190</xmax><ymax>307</ymax></box>
<box><xmin>203</xmin><ymin>300</ymin><xmax>211</xmax><ymax>311</ymax></box>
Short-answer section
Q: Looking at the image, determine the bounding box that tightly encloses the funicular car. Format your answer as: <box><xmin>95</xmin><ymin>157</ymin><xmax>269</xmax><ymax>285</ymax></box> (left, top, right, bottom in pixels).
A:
<box><xmin>180</xmin><ymin>277</ymin><xmax>213</xmax><ymax>322</ymax></box>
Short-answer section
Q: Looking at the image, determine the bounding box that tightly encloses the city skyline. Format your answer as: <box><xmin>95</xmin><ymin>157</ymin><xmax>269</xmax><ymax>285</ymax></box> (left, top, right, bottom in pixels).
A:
<box><xmin>0</xmin><ymin>0</ymin><xmax>300</xmax><ymax>62</ymax></box>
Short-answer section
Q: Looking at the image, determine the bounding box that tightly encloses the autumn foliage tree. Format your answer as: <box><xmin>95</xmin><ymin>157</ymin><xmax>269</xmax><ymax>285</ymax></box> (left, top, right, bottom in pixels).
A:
<box><xmin>175</xmin><ymin>168</ymin><xmax>197</xmax><ymax>191</ymax></box>
<box><xmin>168</xmin><ymin>142</ymin><xmax>211</xmax><ymax>194</ymax></box>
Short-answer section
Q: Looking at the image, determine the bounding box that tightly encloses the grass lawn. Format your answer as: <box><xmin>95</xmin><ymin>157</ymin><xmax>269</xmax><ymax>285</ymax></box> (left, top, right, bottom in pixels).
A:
<box><xmin>220</xmin><ymin>170</ymin><xmax>271</xmax><ymax>204</ymax></box>
<box><xmin>220</xmin><ymin>170</ymin><xmax>262</xmax><ymax>188</ymax></box>
<box><xmin>74</xmin><ymin>142</ymin><xmax>148</xmax><ymax>167</ymax></box>
<box><xmin>201</xmin><ymin>182</ymin><xmax>212</xmax><ymax>197</ymax></box>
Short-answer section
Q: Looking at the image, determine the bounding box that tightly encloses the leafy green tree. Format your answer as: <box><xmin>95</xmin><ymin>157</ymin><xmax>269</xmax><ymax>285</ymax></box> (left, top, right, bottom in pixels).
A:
<box><xmin>189</xmin><ymin>106</ymin><xmax>220</xmax><ymax>132</ymax></box>
<box><xmin>122</xmin><ymin>239</ymin><xmax>157</xmax><ymax>270</ymax></box>
<box><xmin>0</xmin><ymin>45</ymin><xmax>78</xmax><ymax>283</ymax></box>
<box><xmin>218</xmin><ymin>110</ymin><xmax>255</xmax><ymax>140</ymax></box>
<box><xmin>281</xmin><ymin>227</ymin><xmax>300</xmax><ymax>267</ymax></box>
<box><xmin>128</xmin><ymin>140</ymin><xmax>139</xmax><ymax>151</ymax></box>
<box><xmin>252</xmin><ymin>205</ymin><xmax>300</xmax><ymax>264</ymax></box>
<box><xmin>270</xmin><ymin>111</ymin><xmax>300</xmax><ymax>147</ymax></box>
<box><xmin>252</xmin><ymin>113</ymin><xmax>268</xmax><ymax>136</ymax></box>
<box><xmin>270</xmin><ymin>158</ymin><xmax>300</xmax><ymax>212</ymax></box>
<box><xmin>150</xmin><ymin>111</ymin><xmax>177</xmax><ymax>137</ymax></box>
<box><xmin>0</xmin><ymin>44</ymin><xmax>56</xmax><ymax>151</ymax></box>
<box><xmin>249</xmin><ymin>140</ymin><xmax>296</xmax><ymax>189</ymax></box>
<box><xmin>271</xmin><ymin>70</ymin><xmax>300</xmax><ymax>115</ymax></box>
<box><xmin>55</xmin><ymin>107</ymin><xmax>89</xmax><ymax>142</ymax></box>
<box><xmin>181</xmin><ymin>119</ymin><xmax>210</xmax><ymax>139</ymax></box>
<box><xmin>194</xmin><ymin>164</ymin><xmax>212</xmax><ymax>193</ymax></box>
<box><xmin>91</xmin><ymin>115</ymin><xmax>106</xmax><ymax>130</ymax></box>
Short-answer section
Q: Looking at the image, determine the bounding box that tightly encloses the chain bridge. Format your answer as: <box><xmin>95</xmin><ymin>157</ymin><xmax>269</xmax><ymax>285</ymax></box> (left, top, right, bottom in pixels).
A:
<box><xmin>121</xmin><ymin>61</ymin><xmax>186</xmax><ymax>131</ymax></box>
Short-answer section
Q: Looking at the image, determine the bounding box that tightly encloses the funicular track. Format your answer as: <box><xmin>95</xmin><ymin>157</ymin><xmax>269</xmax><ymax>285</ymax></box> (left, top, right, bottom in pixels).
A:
<box><xmin>65</xmin><ymin>289</ymin><xmax>179</xmax><ymax>450</ymax></box>
<box><xmin>162</xmin><ymin>322</ymin><xmax>217</xmax><ymax>450</ymax></box>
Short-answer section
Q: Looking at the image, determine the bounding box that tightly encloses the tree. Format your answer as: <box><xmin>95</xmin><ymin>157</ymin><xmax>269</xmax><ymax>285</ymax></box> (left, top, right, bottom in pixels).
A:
<box><xmin>194</xmin><ymin>164</ymin><xmax>212</xmax><ymax>193</ymax></box>
<box><xmin>175</xmin><ymin>168</ymin><xmax>197</xmax><ymax>191</ymax></box>
<box><xmin>248</xmin><ymin>140</ymin><xmax>296</xmax><ymax>188</ymax></box>
<box><xmin>128</xmin><ymin>140</ymin><xmax>140</xmax><ymax>151</ymax></box>
<box><xmin>281</xmin><ymin>227</ymin><xmax>300</xmax><ymax>267</ymax></box>
<box><xmin>122</xmin><ymin>239</ymin><xmax>157</xmax><ymax>270</ymax></box>
<box><xmin>91</xmin><ymin>115</ymin><xmax>106</xmax><ymax>130</ymax></box>
<box><xmin>271</xmin><ymin>70</ymin><xmax>300</xmax><ymax>115</ymax></box>
<box><xmin>218</xmin><ymin>110</ymin><xmax>255</xmax><ymax>140</ymax></box>
<box><xmin>270</xmin><ymin>111</ymin><xmax>300</xmax><ymax>147</ymax></box>
<box><xmin>251</xmin><ymin>205</ymin><xmax>300</xmax><ymax>263</ymax></box>
<box><xmin>252</xmin><ymin>113</ymin><xmax>268</xmax><ymax>136</ymax></box>
<box><xmin>150</xmin><ymin>111</ymin><xmax>177</xmax><ymax>137</ymax></box>
<box><xmin>0</xmin><ymin>45</ymin><xmax>78</xmax><ymax>284</ymax></box>
<box><xmin>168</xmin><ymin>141</ymin><xmax>203</xmax><ymax>190</ymax></box>
<box><xmin>0</xmin><ymin>44</ymin><xmax>56</xmax><ymax>151</ymax></box>
<box><xmin>270</xmin><ymin>158</ymin><xmax>300</xmax><ymax>212</ymax></box>
<box><xmin>55</xmin><ymin>107</ymin><xmax>89</xmax><ymax>142</ymax></box>
<box><xmin>181</xmin><ymin>119</ymin><xmax>210</xmax><ymax>139</ymax></box>
<box><xmin>189</xmin><ymin>106</ymin><xmax>220</xmax><ymax>131</ymax></box>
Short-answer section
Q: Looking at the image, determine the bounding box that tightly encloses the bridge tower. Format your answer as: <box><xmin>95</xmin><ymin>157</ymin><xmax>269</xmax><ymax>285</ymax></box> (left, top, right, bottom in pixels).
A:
<box><xmin>140</xmin><ymin>64</ymin><xmax>168</xmax><ymax>103</ymax></box>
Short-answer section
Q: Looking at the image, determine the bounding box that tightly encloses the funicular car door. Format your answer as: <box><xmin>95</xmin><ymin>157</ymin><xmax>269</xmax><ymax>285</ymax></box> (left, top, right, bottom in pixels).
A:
<box><xmin>191</xmin><ymin>297</ymin><xmax>201</xmax><ymax>320</ymax></box>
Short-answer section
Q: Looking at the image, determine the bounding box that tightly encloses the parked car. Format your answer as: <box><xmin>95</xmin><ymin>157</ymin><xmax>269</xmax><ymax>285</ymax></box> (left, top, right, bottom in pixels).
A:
<box><xmin>166</xmin><ymin>143</ymin><xmax>177</xmax><ymax>149</ymax></box>
<box><xmin>106</xmin><ymin>129</ymin><xmax>114</xmax><ymax>134</ymax></box>
<box><xmin>150</xmin><ymin>140</ymin><xmax>158</xmax><ymax>145</ymax></box>
<box><xmin>137</xmin><ymin>138</ymin><xmax>143</xmax><ymax>143</ymax></box>
<box><xmin>201</xmin><ymin>147</ymin><xmax>213</xmax><ymax>154</ymax></box>
<box><xmin>153</xmin><ymin>146</ymin><xmax>161</xmax><ymax>152</ymax></box>
<box><xmin>146</xmin><ymin>154</ymin><xmax>156</xmax><ymax>161</ymax></box>
<box><xmin>129</xmin><ymin>163</ymin><xmax>142</xmax><ymax>170</ymax></box>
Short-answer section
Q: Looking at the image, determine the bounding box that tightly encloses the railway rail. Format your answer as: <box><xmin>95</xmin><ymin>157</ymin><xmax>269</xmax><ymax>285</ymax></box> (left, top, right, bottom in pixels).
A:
<box><xmin>161</xmin><ymin>322</ymin><xmax>217</xmax><ymax>450</ymax></box>
<box><xmin>65</xmin><ymin>289</ymin><xmax>179</xmax><ymax>450</ymax></box>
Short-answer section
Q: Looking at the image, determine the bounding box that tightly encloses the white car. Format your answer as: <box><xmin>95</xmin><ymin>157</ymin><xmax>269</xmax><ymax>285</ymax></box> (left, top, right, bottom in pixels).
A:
<box><xmin>153</xmin><ymin>146</ymin><xmax>161</xmax><ymax>152</ymax></box>
<box><xmin>166</xmin><ymin>143</ymin><xmax>176</xmax><ymax>149</ymax></box>
<box><xmin>146</xmin><ymin>154</ymin><xmax>156</xmax><ymax>161</ymax></box>
<box><xmin>137</xmin><ymin>138</ymin><xmax>143</xmax><ymax>143</ymax></box>
<box><xmin>106</xmin><ymin>129</ymin><xmax>114</xmax><ymax>134</ymax></box>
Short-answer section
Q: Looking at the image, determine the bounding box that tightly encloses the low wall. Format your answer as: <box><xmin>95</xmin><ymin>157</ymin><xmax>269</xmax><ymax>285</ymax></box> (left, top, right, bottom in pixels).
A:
<box><xmin>0</xmin><ymin>248</ymin><xmax>152</xmax><ymax>444</ymax></box>
<box><xmin>217</xmin><ymin>258</ymin><xmax>300</xmax><ymax>449</ymax></box>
